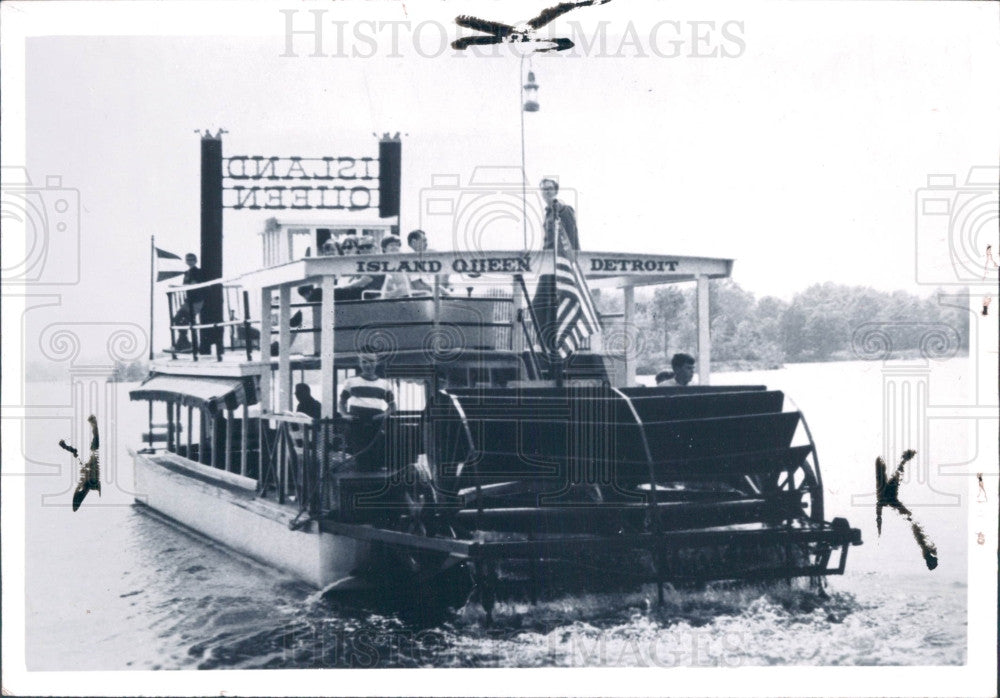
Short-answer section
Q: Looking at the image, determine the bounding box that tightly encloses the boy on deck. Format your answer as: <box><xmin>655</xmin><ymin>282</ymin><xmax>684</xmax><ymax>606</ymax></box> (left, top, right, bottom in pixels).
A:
<box><xmin>338</xmin><ymin>353</ymin><xmax>395</xmax><ymax>470</ymax></box>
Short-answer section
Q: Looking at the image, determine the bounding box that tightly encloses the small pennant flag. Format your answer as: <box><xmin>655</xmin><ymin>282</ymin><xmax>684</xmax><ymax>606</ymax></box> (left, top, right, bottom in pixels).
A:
<box><xmin>155</xmin><ymin>247</ymin><xmax>182</xmax><ymax>260</ymax></box>
<box><xmin>157</xmin><ymin>269</ymin><xmax>186</xmax><ymax>282</ymax></box>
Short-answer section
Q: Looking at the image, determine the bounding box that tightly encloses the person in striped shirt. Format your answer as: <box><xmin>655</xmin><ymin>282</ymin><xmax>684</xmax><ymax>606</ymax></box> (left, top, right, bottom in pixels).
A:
<box><xmin>338</xmin><ymin>354</ymin><xmax>395</xmax><ymax>470</ymax></box>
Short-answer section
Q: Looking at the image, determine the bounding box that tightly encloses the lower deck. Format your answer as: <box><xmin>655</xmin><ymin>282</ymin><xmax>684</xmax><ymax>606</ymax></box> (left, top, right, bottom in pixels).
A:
<box><xmin>131</xmin><ymin>450</ymin><xmax>369</xmax><ymax>588</ymax></box>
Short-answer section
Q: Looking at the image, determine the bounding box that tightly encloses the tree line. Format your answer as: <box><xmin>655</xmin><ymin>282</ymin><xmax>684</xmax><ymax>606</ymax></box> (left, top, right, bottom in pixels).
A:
<box><xmin>595</xmin><ymin>281</ymin><xmax>970</xmax><ymax>374</ymax></box>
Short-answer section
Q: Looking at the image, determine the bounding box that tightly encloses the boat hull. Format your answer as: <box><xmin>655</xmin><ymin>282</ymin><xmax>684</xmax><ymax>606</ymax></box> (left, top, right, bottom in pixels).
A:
<box><xmin>130</xmin><ymin>450</ymin><xmax>370</xmax><ymax>588</ymax></box>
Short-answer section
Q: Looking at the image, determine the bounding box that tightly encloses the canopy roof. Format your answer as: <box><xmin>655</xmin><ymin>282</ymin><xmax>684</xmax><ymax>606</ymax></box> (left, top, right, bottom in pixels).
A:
<box><xmin>130</xmin><ymin>375</ymin><xmax>258</xmax><ymax>414</ymax></box>
<box><xmin>233</xmin><ymin>250</ymin><xmax>733</xmax><ymax>292</ymax></box>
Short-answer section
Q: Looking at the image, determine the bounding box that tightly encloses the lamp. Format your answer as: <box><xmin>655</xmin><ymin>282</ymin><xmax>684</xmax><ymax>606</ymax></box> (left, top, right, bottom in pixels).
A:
<box><xmin>523</xmin><ymin>71</ymin><xmax>540</xmax><ymax>112</ymax></box>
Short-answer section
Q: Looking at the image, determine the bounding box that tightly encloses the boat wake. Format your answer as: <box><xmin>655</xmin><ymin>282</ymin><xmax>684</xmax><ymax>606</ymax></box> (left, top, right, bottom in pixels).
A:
<box><xmin>166</xmin><ymin>576</ymin><xmax>965</xmax><ymax>669</ymax></box>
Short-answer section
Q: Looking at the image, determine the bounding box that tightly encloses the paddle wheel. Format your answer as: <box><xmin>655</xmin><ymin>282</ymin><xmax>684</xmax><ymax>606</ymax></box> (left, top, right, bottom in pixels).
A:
<box><xmin>324</xmin><ymin>381</ymin><xmax>862</xmax><ymax>616</ymax></box>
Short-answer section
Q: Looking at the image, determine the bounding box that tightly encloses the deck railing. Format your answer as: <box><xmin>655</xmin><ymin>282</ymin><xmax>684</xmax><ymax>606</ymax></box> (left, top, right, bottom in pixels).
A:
<box><xmin>257</xmin><ymin>413</ymin><xmax>354</xmax><ymax>514</ymax></box>
<box><xmin>166</xmin><ymin>281</ymin><xmax>259</xmax><ymax>360</ymax></box>
<box><xmin>256</xmin><ymin>411</ymin><xmax>424</xmax><ymax>520</ymax></box>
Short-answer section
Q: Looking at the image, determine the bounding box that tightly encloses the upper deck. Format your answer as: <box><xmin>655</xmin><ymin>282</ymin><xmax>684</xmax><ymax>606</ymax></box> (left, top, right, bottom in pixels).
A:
<box><xmin>155</xmin><ymin>243</ymin><xmax>732</xmax><ymax>420</ymax></box>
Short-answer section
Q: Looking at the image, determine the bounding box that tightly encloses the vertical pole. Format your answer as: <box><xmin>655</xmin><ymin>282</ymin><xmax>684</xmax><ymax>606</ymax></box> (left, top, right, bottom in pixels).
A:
<box><xmin>318</xmin><ymin>273</ymin><xmax>335</xmax><ymax>515</ymax></box>
<box><xmin>259</xmin><ymin>287</ymin><xmax>273</xmax><ymax>410</ymax></box>
<box><xmin>167</xmin><ymin>293</ymin><xmax>176</xmax><ymax>354</ymax></box>
<box><xmin>243</xmin><ymin>290</ymin><xmax>253</xmax><ymax>361</ymax></box>
<box><xmin>623</xmin><ymin>285</ymin><xmax>635</xmax><ymax>387</ymax></box>
<box><xmin>550</xmin><ymin>200</ymin><xmax>562</xmax><ymax>386</ymax></box>
<box><xmin>240</xmin><ymin>402</ymin><xmax>249</xmax><ymax>477</ymax></box>
<box><xmin>696</xmin><ymin>274</ymin><xmax>711</xmax><ymax>386</ymax></box>
<box><xmin>210</xmin><ymin>413</ymin><xmax>218</xmax><ymax>469</ymax></box>
<box><xmin>511</xmin><ymin>278</ymin><xmax>523</xmax><ymax>354</ymax></box>
<box><xmin>520</xmin><ymin>53</ymin><xmax>528</xmax><ymax>252</ymax></box>
<box><xmin>147</xmin><ymin>402</ymin><xmax>154</xmax><ymax>450</ymax></box>
<box><xmin>278</xmin><ymin>285</ymin><xmax>292</xmax><ymax>411</ymax></box>
<box><xmin>226</xmin><ymin>407</ymin><xmax>234</xmax><ymax>472</ymax></box>
<box><xmin>278</xmin><ymin>425</ymin><xmax>286</xmax><ymax>504</ymax></box>
<box><xmin>189</xmin><ymin>309</ymin><xmax>198</xmax><ymax>362</ymax></box>
<box><xmin>149</xmin><ymin>235</ymin><xmax>155</xmax><ymax>361</ymax></box>
<box><xmin>320</xmin><ymin>275</ymin><xmax>337</xmax><ymax>419</ymax></box>
<box><xmin>167</xmin><ymin>401</ymin><xmax>175</xmax><ymax>452</ymax></box>
<box><xmin>187</xmin><ymin>405</ymin><xmax>193</xmax><ymax>461</ymax></box>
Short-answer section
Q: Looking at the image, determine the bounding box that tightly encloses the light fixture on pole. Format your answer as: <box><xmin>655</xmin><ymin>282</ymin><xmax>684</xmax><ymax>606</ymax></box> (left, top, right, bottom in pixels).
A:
<box><xmin>523</xmin><ymin>71</ymin><xmax>540</xmax><ymax>112</ymax></box>
<box><xmin>520</xmin><ymin>59</ymin><xmax>539</xmax><ymax>251</ymax></box>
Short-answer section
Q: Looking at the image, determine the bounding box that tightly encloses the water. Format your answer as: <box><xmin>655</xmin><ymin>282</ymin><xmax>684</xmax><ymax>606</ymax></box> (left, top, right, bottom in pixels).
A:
<box><xmin>23</xmin><ymin>360</ymin><xmax>969</xmax><ymax>669</ymax></box>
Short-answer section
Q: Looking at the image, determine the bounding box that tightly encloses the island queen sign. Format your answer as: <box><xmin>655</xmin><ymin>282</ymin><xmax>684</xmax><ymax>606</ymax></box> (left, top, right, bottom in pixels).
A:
<box><xmin>319</xmin><ymin>252</ymin><xmax>686</xmax><ymax>277</ymax></box>
<box><xmin>222</xmin><ymin>156</ymin><xmax>380</xmax><ymax>210</ymax></box>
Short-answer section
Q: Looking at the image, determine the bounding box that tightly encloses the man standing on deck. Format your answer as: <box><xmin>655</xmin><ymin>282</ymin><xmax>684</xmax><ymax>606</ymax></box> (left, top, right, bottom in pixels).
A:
<box><xmin>532</xmin><ymin>179</ymin><xmax>579</xmax><ymax>357</ymax></box>
<box><xmin>172</xmin><ymin>253</ymin><xmax>207</xmax><ymax>350</ymax></box>
<box><xmin>338</xmin><ymin>354</ymin><xmax>395</xmax><ymax>470</ymax></box>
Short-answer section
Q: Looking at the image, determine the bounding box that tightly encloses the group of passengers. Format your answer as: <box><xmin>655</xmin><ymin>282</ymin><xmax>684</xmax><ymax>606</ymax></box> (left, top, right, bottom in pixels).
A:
<box><xmin>299</xmin><ymin>228</ymin><xmax>448</xmax><ymax>302</ymax></box>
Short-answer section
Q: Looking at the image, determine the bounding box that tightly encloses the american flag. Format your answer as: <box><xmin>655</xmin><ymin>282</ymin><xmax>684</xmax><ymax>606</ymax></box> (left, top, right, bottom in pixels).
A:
<box><xmin>553</xmin><ymin>249</ymin><xmax>601</xmax><ymax>358</ymax></box>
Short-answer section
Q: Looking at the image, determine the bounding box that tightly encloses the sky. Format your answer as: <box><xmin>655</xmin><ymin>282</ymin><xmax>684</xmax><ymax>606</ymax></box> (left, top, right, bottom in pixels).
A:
<box><xmin>5</xmin><ymin>0</ymin><xmax>1000</xmax><ymax>356</ymax></box>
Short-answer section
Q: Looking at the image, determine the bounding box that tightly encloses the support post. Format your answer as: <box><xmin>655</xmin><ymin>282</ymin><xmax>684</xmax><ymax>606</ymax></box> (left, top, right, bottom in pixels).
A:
<box><xmin>187</xmin><ymin>405</ymin><xmax>193</xmax><ymax>460</ymax></box>
<box><xmin>167</xmin><ymin>402</ymin><xmax>175</xmax><ymax>452</ymax></box>
<box><xmin>320</xmin><ymin>275</ymin><xmax>337</xmax><ymax>419</ymax></box>
<box><xmin>278</xmin><ymin>285</ymin><xmax>292</xmax><ymax>411</ymax></box>
<box><xmin>225</xmin><ymin>407</ymin><xmax>234</xmax><ymax>472</ymax></box>
<box><xmin>243</xmin><ymin>290</ymin><xmax>253</xmax><ymax>361</ymax></box>
<box><xmin>210</xmin><ymin>413</ymin><xmax>218</xmax><ymax>469</ymax></box>
<box><xmin>240</xmin><ymin>402</ymin><xmax>248</xmax><ymax>477</ymax></box>
<box><xmin>511</xmin><ymin>278</ymin><xmax>524</xmax><ymax>354</ymax></box>
<box><xmin>623</xmin><ymin>285</ymin><xmax>635</xmax><ymax>387</ymax></box>
<box><xmin>259</xmin><ymin>287</ymin><xmax>273</xmax><ymax>412</ymax></box>
<box><xmin>147</xmin><ymin>402</ymin><xmax>154</xmax><ymax>451</ymax></box>
<box><xmin>697</xmin><ymin>274</ymin><xmax>711</xmax><ymax>386</ymax></box>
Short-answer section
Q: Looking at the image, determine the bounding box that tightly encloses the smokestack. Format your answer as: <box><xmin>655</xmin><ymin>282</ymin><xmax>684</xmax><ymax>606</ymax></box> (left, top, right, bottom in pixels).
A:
<box><xmin>200</xmin><ymin>133</ymin><xmax>224</xmax><ymax>355</ymax></box>
<box><xmin>378</xmin><ymin>134</ymin><xmax>401</xmax><ymax>219</ymax></box>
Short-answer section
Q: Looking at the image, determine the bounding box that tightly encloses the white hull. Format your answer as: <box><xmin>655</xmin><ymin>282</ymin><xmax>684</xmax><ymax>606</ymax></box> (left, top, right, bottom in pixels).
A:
<box><xmin>130</xmin><ymin>450</ymin><xmax>370</xmax><ymax>588</ymax></box>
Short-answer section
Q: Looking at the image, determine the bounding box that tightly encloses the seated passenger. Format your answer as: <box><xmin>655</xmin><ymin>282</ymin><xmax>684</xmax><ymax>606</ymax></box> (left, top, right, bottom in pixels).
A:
<box><xmin>406</xmin><ymin>229</ymin><xmax>450</xmax><ymax>295</ymax></box>
<box><xmin>659</xmin><ymin>353</ymin><xmax>697</xmax><ymax>387</ymax></box>
<box><xmin>294</xmin><ymin>383</ymin><xmax>322</xmax><ymax>420</ymax></box>
<box><xmin>298</xmin><ymin>236</ymin><xmax>375</xmax><ymax>302</ymax></box>
<box><xmin>377</xmin><ymin>235</ymin><xmax>412</xmax><ymax>299</ymax></box>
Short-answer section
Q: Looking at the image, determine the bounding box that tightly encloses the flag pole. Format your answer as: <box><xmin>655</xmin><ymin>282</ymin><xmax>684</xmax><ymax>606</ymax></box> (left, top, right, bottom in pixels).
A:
<box><xmin>149</xmin><ymin>235</ymin><xmax>155</xmax><ymax>360</ymax></box>
<box><xmin>520</xmin><ymin>53</ymin><xmax>528</xmax><ymax>252</ymax></box>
